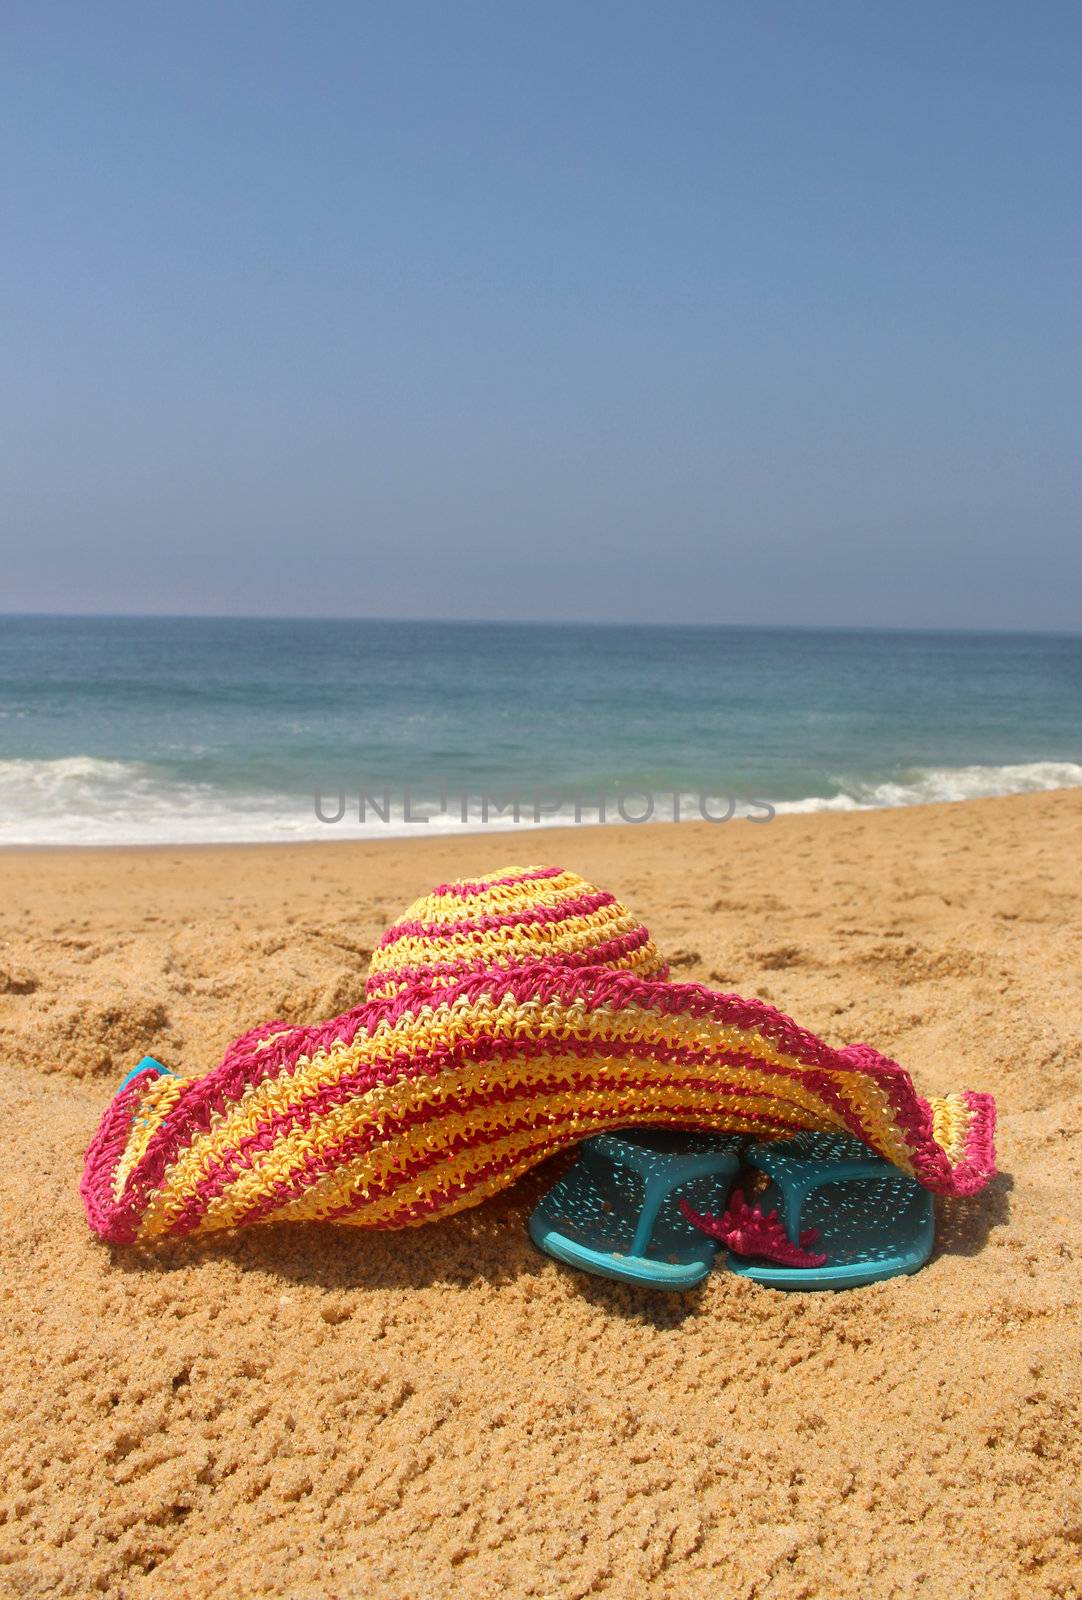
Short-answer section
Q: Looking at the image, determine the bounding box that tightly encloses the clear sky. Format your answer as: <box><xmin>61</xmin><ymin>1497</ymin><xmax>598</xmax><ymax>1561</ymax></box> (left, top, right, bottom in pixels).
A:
<box><xmin>3</xmin><ymin>2</ymin><xmax>1080</xmax><ymax>628</ymax></box>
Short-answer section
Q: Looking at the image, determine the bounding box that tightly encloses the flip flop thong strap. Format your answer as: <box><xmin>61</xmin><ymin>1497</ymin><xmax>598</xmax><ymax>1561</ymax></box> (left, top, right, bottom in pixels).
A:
<box><xmin>582</xmin><ymin>1133</ymin><xmax>742</xmax><ymax>1259</ymax></box>
<box><xmin>748</xmin><ymin>1139</ymin><xmax>907</xmax><ymax>1242</ymax></box>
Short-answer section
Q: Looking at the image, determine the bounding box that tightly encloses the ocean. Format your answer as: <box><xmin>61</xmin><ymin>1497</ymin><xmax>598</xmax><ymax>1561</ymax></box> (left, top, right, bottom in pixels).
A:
<box><xmin>1</xmin><ymin>615</ymin><xmax>1080</xmax><ymax>846</ymax></box>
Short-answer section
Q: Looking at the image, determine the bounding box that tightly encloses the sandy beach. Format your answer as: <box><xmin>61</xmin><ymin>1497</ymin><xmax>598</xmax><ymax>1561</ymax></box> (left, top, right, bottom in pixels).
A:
<box><xmin>1</xmin><ymin>790</ymin><xmax>1079</xmax><ymax>1599</ymax></box>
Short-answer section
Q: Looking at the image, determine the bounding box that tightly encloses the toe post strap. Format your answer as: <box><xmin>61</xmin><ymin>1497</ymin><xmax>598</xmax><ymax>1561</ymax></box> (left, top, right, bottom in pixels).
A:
<box><xmin>746</xmin><ymin>1132</ymin><xmax>906</xmax><ymax>1242</ymax></box>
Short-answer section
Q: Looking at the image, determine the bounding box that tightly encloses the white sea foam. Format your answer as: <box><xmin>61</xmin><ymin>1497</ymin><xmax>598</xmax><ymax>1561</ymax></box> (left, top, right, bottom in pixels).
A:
<box><xmin>0</xmin><ymin>758</ymin><xmax>591</xmax><ymax>846</ymax></box>
<box><xmin>772</xmin><ymin>761</ymin><xmax>1082</xmax><ymax>814</ymax></box>
<box><xmin>1</xmin><ymin>757</ymin><xmax>1081</xmax><ymax>846</ymax></box>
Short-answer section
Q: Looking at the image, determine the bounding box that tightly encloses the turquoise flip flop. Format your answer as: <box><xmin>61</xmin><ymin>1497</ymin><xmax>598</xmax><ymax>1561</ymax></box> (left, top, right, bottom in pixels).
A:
<box><xmin>719</xmin><ymin>1131</ymin><xmax>936</xmax><ymax>1290</ymax></box>
<box><xmin>115</xmin><ymin>1055</ymin><xmax>173</xmax><ymax>1095</ymax></box>
<box><xmin>527</xmin><ymin>1129</ymin><xmax>743</xmax><ymax>1290</ymax></box>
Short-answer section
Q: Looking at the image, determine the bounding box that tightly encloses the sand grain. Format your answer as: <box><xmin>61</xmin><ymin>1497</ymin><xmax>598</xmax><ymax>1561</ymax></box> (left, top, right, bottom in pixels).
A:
<box><xmin>1</xmin><ymin>794</ymin><xmax>1080</xmax><ymax>1598</ymax></box>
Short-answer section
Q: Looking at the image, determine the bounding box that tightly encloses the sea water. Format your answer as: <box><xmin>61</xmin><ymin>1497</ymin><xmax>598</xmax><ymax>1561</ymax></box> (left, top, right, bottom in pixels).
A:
<box><xmin>1</xmin><ymin>615</ymin><xmax>1079</xmax><ymax>845</ymax></box>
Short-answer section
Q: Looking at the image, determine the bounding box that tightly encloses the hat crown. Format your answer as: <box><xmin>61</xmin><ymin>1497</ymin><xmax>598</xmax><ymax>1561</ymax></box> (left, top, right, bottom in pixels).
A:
<box><xmin>365</xmin><ymin>864</ymin><xmax>666</xmax><ymax>999</ymax></box>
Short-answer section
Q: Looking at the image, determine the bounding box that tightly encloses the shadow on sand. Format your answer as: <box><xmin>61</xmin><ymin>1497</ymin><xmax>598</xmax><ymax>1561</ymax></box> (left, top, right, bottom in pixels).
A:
<box><xmin>107</xmin><ymin>1151</ymin><xmax>710</xmax><ymax>1329</ymax></box>
<box><xmin>107</xmin><ymin>1154</ymin><xmax>1011</xmax><ymax>1326</ymax></box>
<box><xmin>933</xmin><ymin>1168</ymin><xmax>1013</xmax><ymax>1259</ymax></box>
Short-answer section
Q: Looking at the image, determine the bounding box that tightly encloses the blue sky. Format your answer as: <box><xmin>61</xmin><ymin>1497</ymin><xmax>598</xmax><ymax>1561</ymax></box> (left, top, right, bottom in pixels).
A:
<box><xmin>3</xmin><ymin>2</ymin><xmax>1080</xmax><ymax>628</ymax></box>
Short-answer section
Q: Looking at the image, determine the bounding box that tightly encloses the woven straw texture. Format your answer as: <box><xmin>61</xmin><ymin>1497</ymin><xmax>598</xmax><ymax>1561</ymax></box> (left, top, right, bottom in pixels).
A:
<box><xmin>82</xmin><ymin>865</ymin><xmax>996</xmax><ymax>1244</ymax></box>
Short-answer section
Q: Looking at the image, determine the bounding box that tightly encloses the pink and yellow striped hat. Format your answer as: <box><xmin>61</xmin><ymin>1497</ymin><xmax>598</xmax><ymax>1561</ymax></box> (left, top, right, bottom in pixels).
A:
<box><xmin>82</xmin><ymin>864</ymin><xmax>996</xmax><ymax>1245</ymax></box>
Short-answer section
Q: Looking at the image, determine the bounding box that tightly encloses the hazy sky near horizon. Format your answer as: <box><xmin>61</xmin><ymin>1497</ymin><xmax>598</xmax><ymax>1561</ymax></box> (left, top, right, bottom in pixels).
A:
<box><xmin>3</xmin><ymin>2</ymin><xmax>1081</xmax><ymax>629</ymax></box>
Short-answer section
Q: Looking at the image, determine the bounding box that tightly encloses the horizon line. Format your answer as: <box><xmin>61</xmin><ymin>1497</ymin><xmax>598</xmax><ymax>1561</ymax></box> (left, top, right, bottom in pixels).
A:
<box><xmin>0</xmin><ymin>610</ymin><xmax>1080</xmax><ymax>641</ymax></box>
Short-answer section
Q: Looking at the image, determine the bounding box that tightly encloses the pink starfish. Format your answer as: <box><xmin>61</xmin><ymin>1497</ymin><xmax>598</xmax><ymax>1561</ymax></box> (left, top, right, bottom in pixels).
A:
<box><xmin>680</xmin><ymin>1189</ymin><xmax>828</xmax><ymax>1269</ymax></box>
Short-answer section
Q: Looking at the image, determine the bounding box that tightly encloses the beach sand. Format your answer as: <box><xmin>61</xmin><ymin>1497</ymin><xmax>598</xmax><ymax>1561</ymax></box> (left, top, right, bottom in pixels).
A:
<box><xmin>1</xmin><ymin>791</ymin><xmax>1079</xmax><ymax>1599</ymax></box>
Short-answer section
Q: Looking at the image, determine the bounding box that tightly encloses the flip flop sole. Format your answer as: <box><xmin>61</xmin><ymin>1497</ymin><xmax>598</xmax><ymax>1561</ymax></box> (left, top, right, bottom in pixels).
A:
<box><xmin>528</xmin><ymin>1132</ymin><xmax>740</xmax><ymax>1290</ymax></box>
<box><xmin>528</xmin><ymin>1215</ymin><xmax>715</xmax><ymax>1290</ymax></box>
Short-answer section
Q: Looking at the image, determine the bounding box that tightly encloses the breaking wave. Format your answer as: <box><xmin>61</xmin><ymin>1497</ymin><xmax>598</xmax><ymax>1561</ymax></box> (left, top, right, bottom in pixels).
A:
<box><xmin>1</xmin><ymin>757</ymin><xmax>1081</xmax><ymax>846</ymax></box>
